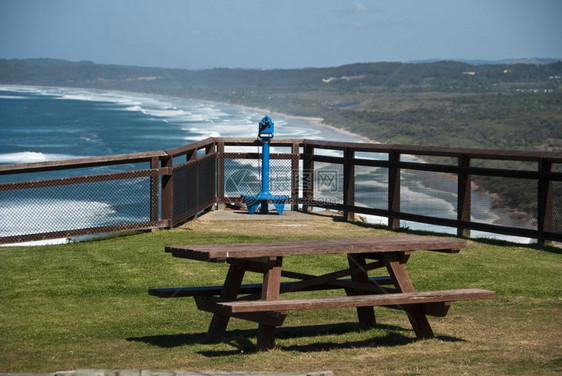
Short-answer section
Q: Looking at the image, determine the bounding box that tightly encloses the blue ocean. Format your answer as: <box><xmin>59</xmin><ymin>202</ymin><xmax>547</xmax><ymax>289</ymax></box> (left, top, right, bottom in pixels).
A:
<box><xmin>0</xmin><ymin>86</ymin><xmax>352</xmax><ymax>163</ymax></box>
<box><xmin>0</xmin><ymin>85</ymin><xmax>525</xmax><ymax>244</ymax></box>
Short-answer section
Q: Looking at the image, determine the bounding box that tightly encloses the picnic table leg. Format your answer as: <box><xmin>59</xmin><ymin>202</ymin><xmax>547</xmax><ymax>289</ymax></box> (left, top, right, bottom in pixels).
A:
<box><xmin>383</xmin><ymin>252</ymin><xmax>434</xmax><ymax>339</ymax></box>
<box><xmin>207</xmin><ymin>261</ymin><xmax>246</xmax><ymax>339</ymax></box>
<box><xmin>347</xmin><ymin>254</ymin><xmax>376</xmax><ymax>326</ymax></box>
<box><xmin>257</xmin><ymin>256</ymin><xmax>283</xmax><ymax>350</ymax></box>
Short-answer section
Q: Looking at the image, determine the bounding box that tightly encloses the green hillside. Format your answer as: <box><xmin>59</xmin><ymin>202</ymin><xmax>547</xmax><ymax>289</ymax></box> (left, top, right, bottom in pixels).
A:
<box><xmin>1</xmin><ymin>58</ymin><xmax>561</xmax><ymax>151</ymax></box>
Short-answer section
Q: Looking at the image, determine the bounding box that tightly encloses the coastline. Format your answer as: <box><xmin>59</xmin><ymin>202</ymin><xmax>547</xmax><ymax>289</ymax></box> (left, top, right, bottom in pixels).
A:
<box><xmin>1</xmin><ymin>83</ymin><xmax>378</xmax><ymax>145</ymax></box>
<box><xmin>199</xmin><ymin>99</ymin><xmax>381</xmax><ymax>145</ymax></box>
<box><xmin>1</xmin><ymin>84</ymin><xmax>539</xmax><ymax>244</ymax></box>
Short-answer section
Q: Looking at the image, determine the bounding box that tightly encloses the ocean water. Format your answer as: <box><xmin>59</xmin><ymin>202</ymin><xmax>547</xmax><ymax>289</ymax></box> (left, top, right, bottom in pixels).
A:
<box><xmin>0</xmin><ymin>85</ymin><xmax>528</xmax><ymax>244</ymax></box>
<box><xmin>0</xmin><ymin>86</ymin><xmax>353</xmax><ymax>163</ymax></box>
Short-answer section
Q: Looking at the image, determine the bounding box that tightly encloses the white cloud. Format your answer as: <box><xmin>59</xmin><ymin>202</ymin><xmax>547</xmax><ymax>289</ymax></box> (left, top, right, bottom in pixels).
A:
<box><xmin>352</xmin><ymin>1</ymin><xmax>368</xmax><ymax>12</ymax></box>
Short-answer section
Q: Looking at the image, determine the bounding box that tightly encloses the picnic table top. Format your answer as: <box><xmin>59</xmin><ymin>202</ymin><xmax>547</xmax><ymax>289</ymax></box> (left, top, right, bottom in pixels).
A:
<box><xmin>165</xmin><ymin>234</ymin><xmax>466</xmax><ymax>261</ymax></box>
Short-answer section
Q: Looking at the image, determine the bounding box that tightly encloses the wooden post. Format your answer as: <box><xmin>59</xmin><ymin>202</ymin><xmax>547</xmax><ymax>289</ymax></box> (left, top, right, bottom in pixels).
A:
<box><xmin>205</xmin><ymin>141</ymin><xmax>214</xmax><ymax>155</ymax></box>
<box><xmin>186</xmin><ymin>148</ymin><xmax>197</xmax><ymax>162</ymax></box>
<box><xmin>538</xmin><ymin>158</ymin><xmax>553</xmax><ymax>246</ymax></box>
<box><xmin>384</xmin><ymin>252</ymin><xmax>434</xmax><ymax>339</ymax></box>
<box><xmin>457</xmin><ymin>155</ymin><xmax>471</xmax><ymax>237</ymax></box>
<box><xmin>343</xmin><ymin>148</ymin><xmax>355</xmax><ymax>221</ymax></box>
<box><xmin>302</xmin><ymin>144</ymin><xmax>315</xmax><ymax>212</ymax></box>
<box><xmin>161</xmin><ymin>155</ymin><xmax>173</xmax><ymax>227</ymax></box>
<box><xmin>208</xmin><ymin>262</ymin><xmax>246</xmax><ymax>338</ymax></box>
<box><xmin>388</xmin><ymin>151</ymin><xmax>401</xmax><ymax>229</ymax></box>
<box><xmin>257</xmin><ymin>257</ymin><xmax>283</xmax><ymax>350</ymax></box>
<box><xmin>291</xmin><ymin>142</ymin><xmax>300</xmax><ymax>212</ymax></box>
<box><xmin>216</xmin><ymin>141</ymin><xmax>225</xmax><ymax>209</ymax></box>
<box><xmin>347</xmin><ymin>254</ymin><xmax>376</xmax><ymax>326</ymax></box>
<box><xmin>150</xmin><ymin>156</ymin><xmax>160</xmax><ymax>224</ymax></box>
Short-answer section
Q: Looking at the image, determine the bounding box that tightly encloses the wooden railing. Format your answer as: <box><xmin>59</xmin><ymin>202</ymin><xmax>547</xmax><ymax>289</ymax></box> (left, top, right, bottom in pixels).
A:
<box><xmin>289</xmin><ymin>140</ymin><xmax>562</xmax><ymax>245</ymax></box>
<box><xmin>1</xmin><ymin>137</ymin><xmax>561</xmax><ymax>245</ymax></box>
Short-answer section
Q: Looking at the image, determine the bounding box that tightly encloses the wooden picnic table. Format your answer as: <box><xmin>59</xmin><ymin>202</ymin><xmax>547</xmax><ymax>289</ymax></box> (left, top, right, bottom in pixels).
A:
<box><xmin>149</xmin><ymin>234</ymin><xmax>495</xmax><ymax>350</ymax></box>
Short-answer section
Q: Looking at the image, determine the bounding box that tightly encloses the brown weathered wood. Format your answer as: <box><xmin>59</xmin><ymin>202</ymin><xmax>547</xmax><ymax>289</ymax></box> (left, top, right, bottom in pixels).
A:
<box><xmin>388</xmin><ymin>151</ymin><xmax>401</xmax><ymax>229</ymax></box>
<box><xmin>422</xmin><ymin>302</ymin><xmax>452</xmax><ymax>317</ymax></box>
<box><xmin>0</xmin><ymin>168</ymin><xmax>159</xmax><ymax>192</ymax></box>
<box><xmin>164</xmin><ymin>138</ymin><xmax>216</xmax><ymax>158</ymax></box>
<box><xmin>343</xmin><ymin>147</ymin><xmax>356</xmax><ymax>222</ymax></box>
<box><xmin>538</xmin><ymin>158</ymin><xmax>553</xmax><ymax>246</ymax></box>
<box><xmin>457</xmin><ymin>155</ymin><xmax>472</xmax><ymax>237</ymax></box>
<box><xmin>207</xmin><ymin>262</ymin><xmax>246</xmax><ymax>338</ymax></box>
<box><xmin>257</xmin><ymin>257</ymin><xmax>283</xmax><ymax>350</ymax></box>
<box><xmin>384</xmin><ymin>252</ymin><xmax>434</xmax><ymax>338</ymax></box>
<box><xmin>160</xmin><ymin>155</ymin><xmax>174</xmax><ymax>227</ymax></box>
<box><xmin>195</xmin><ymin>297</ymin><xmax>286</xmax><ymax>326</ymax></box>
<box><xmin>257</xmin><ymin>325</ymin><xmax>277</xmax><ymax>350</ymax></box>
<box><xmin>150</xmin><ymin>157</ymin><xmax>160</xmax><ymax>223</ymax></box>
<box><xmin>280</xmin><ymin>261</ymin><xmax>385</xmax><ymax>292</ymax></box>
<box><xmin>301</xmin><ymin>139</ymin><xmax>562</xmax><ymax>162</ymax></box>
<box><xmin>302</xmin><ymin>144</ymin><xmax>315</xmax><ymax>212</ymax></box>
<box><xmin>261</xmin><ymin>257</ymin><xmax>283</xmax><ymax>300</ymax></box>
<box><xmin>215</xmin><ymin>289</ymin><xmax>496</xmax><ymax>313</ymax></box>
<box><xmin>148</xmin><ymin>276</ymin><xmax>394</xmax><ymax>298</ymax></box>
<box><xmin>216</xmin><ymin>138</ymin><xmax>303</xmax><ymax>147</ymax></box>
<box><xmin>0</xmin><ymin>220</ymin><xmax>165</xmax><ymax>245</ymax></box>
<box><xmin>291</xmin><ymin>142</ymin><xmax>300</xmax><ymax>211</ymax></box>
<box><xmin>0</xmin><ymin>150</ymin><xmax>167</xmax><ymax>175</ymax></box>
<box><xmin>347</xmin><ymin>254</ymin><xmax>376</xmax><ymax>326</ymax></box>
<box><xmin>165</xmin><ymin>235</ymin><xmax>465</xmax><ymax>261</ymax></box>
<box><xmin>240</xmin><ymin>261</ymin><xmax>389</xmax><ymax>301</ymax></box>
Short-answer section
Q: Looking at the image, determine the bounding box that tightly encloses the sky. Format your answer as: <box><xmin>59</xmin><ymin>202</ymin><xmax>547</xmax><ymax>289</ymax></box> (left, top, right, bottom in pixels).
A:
<box><xmin>1</xmin><ymin>0</ymin><xmax>561</xmax><ymax>70</ymax></box>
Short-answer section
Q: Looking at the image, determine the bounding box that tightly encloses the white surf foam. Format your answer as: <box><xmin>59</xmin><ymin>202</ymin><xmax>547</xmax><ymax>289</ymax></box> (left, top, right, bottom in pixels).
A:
<box><xmin>0</xmin><ymin>199</ymin><xmax>116</xmax><ymax>237</ymax></box>
<box><xmin>0</xmin><ymin>95</ymin><xmax>30</xmax><ymax>99</ymax></box>
<box><xmin>0</xmin><ymin>152</ymin><xmax>82</xmax><ymax>164</ymax></box>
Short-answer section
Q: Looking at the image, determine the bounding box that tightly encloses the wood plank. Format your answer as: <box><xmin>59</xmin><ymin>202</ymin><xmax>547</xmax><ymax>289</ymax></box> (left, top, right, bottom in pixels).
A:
<box><xmin>347</xmin><ymin>254</ymin><xmax>376</xmax><ymax>326</ymax></box>
<box><xmin>195</xmin><ymin>297</ymin><xmax>286</xmax><ymax>326</ymax></box>
<box><xmin>216</xmin><ymin>289</ymin><xmax>496</xmax><ymax>314</ymax></box>
<box><xmin>165</xmin><ymin>235</ymin><xmax>465</xmax><ymax>261</ymax></box>
<box><xmin>257</xmin><ymin>257</ymin><xmax>283</xmax><ymax>350</ymax></box>
<box><xmin>383</xmin><ymin>252</ymin><xmax>433</xmax><ymax>338</ymax></box>
<box><xmin>207</xmin><ymin>262</ymin><xmax>246</xmax><ymax>338</ymax></box>
<box><xmin>148</xmin><ymin>276</ymin><xmax>394</xmax><ymax>298</ymax></box>
<box><xmin>0</xmin><ymin>150</ymin><xmax>167</xmax><ymax>174</ymax></box>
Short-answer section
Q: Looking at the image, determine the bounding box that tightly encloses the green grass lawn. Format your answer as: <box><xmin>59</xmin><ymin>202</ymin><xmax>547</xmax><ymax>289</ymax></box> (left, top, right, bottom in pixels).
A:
<box><xmin>1</xmin><ymin>216</ymin><xmax>561</xmax><ymax>375</ymax></box>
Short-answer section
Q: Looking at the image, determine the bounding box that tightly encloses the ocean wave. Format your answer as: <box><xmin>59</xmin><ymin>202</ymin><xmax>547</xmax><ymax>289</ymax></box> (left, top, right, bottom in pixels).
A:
<box><xmin>183</xmin><ymin>131</ymin><xmax>221</xmax><ymax>142</ymax></box>
<box><xmin>0</xmin><ymin>238</ymin><xmax>70</xmax><ymax>247</ymax></box>
<box><xmin>0</xmin><ymin>199</ymin><xmax>115</xmax><ymax>237</ymax></box>
<box><xmin>0</xmin><ymin>94</ymin><xmax>30</xmax><ymax>99</ymax></box>
<box><xmin>0</xmin><ymin>151</ymin><xmax>83</xmax><ymax>164</ymax></box>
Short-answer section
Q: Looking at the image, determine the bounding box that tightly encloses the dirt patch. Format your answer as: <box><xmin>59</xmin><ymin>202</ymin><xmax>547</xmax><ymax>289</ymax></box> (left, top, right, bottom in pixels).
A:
<box><xmin>179</xmin><ymin>209</ymin><xmax>390</xmax><ymax>239</ymax></box>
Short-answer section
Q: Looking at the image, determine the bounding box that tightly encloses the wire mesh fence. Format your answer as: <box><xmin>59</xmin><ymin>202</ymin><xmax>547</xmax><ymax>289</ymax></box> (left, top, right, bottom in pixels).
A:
<box><xmin>172</xmin><ymin>154</ymin><xmax>216</xmax><ymax>224</ymax></box>
<box><xmin>354</xmin><ymin>165</ymin><xmax>388</xmax><ymax>210</ymax></box>
<box><xmin>222</xmin><ymin>157</ymin><xmax>294</xmax><ymax>198</ymax></box>
<box><xmin>0</xmin><ymin>168</ymin><xmax>159</xmax><ymax>243</ymax></box>
<box><xmin>312</xmin><ymin>161</ymin><xmax>344</xmax><ymax>206</ymax></box>
<box><xmin>400</xmin><ymin>170</ymin><xmax>459</xmax><ymax>221</ymax></box>
<box><xmin>552</xmin><ymin>181</ymin><xmax>562</xmax><ymax>234</ymax></box>
<box><xmin>471</xmin><ymin>176</ymin><xmax>538</xmax><ymax>230</ymax></box>
<box><xmin>1</xmin><ymin>137</ymin><xmax>561</xmax><ymax>244</ymax></box>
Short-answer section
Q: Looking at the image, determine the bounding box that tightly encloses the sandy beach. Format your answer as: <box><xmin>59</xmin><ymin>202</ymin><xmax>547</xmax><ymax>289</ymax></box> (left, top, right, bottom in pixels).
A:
<box><xmin>212</xmin><ymin>100</ymin><xmax>380</xmax><ymax>144</ymax></box>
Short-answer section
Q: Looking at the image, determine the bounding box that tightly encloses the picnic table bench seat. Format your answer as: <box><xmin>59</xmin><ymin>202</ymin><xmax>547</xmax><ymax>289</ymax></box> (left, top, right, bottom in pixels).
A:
<box><xmin>198</xmin><ymin>288</ymin><xmax>496</xmax><ymax>314</ymax></box>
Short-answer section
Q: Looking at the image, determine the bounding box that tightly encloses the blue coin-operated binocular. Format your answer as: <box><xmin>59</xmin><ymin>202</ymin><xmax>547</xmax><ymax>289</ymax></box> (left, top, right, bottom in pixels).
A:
<box><xmin>258</xmin><ymin>115</ymin><xmax>274</xmax><ymax>140</ymax></box>
<box><xmin>242</xmin><ymin>115</ymin><xmax>289</xmax><ymax>215</ymax></box>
